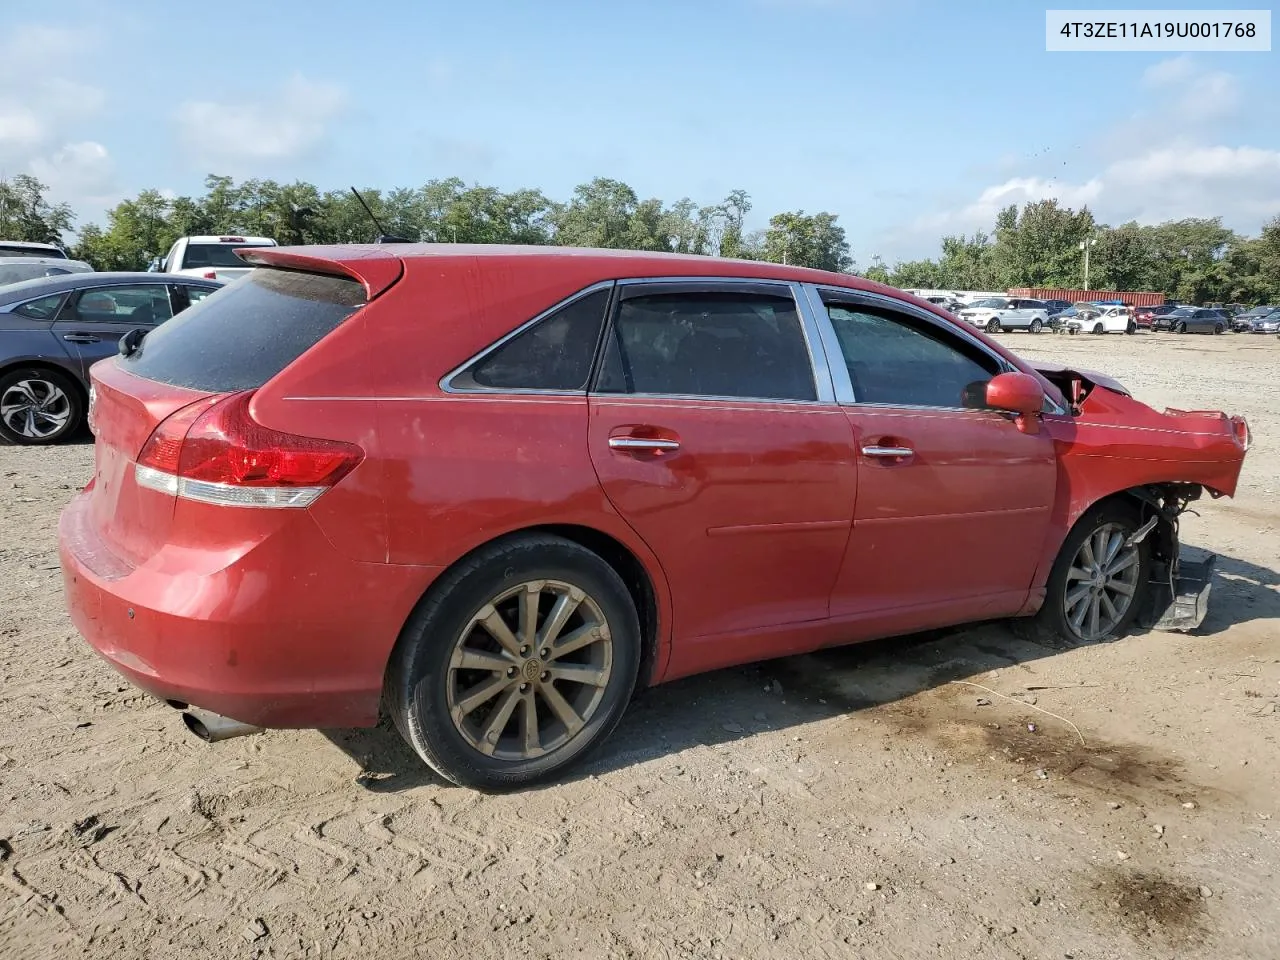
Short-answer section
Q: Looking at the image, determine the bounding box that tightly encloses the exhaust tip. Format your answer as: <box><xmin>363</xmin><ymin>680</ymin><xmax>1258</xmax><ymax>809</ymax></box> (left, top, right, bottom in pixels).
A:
<box><xmin>182</xmin><ymin>712</ymin><xmax>213</xmax><ymax>742</ymax></box>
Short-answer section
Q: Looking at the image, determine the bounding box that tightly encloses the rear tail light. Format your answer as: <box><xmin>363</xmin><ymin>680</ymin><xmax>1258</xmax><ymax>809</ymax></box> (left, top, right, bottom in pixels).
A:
<box><xmin>203</xmin><ymin>270</ymin><xmax>218</xmax><ymax>279</ymax></box>
<box><xmin>134</xmin><ymin>391</ymin><xmax>363</xmax><ymax>508</ymax></box>
<box><xmin>1232</xmin><ymin>417</ymin><xmax>1251</xmax><ymax>452</ymax></box>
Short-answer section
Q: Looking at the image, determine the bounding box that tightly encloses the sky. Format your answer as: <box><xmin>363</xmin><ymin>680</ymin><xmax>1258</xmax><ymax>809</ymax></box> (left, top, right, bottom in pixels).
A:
<box><xmin>2</xmin><ymin>0</ymin><xmax>1277</xmax><ymax>264</ymax></box>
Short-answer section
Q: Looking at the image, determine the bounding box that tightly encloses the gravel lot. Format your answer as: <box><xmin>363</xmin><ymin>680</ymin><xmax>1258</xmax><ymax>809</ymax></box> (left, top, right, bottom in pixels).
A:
<box><xmin>2</xmin><ymin>331</ymin><xmax>1278</xmax><ymax>960</ymax></box>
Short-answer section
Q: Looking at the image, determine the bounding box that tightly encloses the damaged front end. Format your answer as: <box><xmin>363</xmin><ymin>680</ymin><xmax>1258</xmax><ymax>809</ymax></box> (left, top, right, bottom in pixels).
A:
<box><xmin>1032</xmin><ymin>362</ymin><xmax>1251</xmax><ymax>634</ymax></box>
<box><xmin>1126</xmin><ymin>484</ymin><xmax>1217</xmax><ymax>633</ymax></box>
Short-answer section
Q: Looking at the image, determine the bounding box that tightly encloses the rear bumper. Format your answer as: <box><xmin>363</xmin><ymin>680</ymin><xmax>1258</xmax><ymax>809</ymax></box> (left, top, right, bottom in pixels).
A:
<box><xmin>58</xmin><ymin>492</ymin><xmax>441</xmax><ymax>729</ymax></box>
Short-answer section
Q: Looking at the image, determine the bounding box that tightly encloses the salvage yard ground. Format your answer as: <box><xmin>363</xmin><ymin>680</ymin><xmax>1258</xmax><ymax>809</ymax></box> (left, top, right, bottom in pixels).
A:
<box><xmin>2</xmin><ymin>332</ymin><xmax>1278</xmax><ymax>960</ymax></box>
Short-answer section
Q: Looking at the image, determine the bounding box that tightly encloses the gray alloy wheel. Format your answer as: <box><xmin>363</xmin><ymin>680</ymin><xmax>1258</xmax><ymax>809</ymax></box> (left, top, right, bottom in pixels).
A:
<box><xmin>0</xmin><ymin>370</ymin><xmax>80</xmax><ymax>445</ymax></box>
<box><xmin>385</xmin><ymin>533</ymin><xmax>642</xmax><ymax>789</ymax></box>
<box><xmin>1029</xmin><ymin>318</ymin><xmax>1042</xmax><ymax>334</ymax></box>
<box><xmin>986</xmin><ymin>318</ymin><xmax>1001</xmax><ymax>333</ymax></box>
<box><xmin>445</xmin><ymin>579</ymin><xmax>614</xmax><ymax>760</ymax></box>
<box><xmin>1175</xmin><ymin>321</ymin><xmax>1187</xmax><ymax>334</ymax></box>
<box><xmin>1061</xmin><ymin>521</ymin><xmax>1141</xmax><ymax>643</ymax></box>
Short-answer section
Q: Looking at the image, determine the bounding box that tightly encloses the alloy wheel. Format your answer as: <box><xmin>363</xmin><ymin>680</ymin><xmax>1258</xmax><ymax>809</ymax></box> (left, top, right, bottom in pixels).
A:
<box><xmin>446</xmin><ymin>579</ymin><xmax>613</xmax><ymax>761</ymax></box>
<box><xmin>1063</xmin><ymin>522</ymin><xmax>1140</xmax><ymax>642</ymax></box>
<box><xmin>0</xmin><ymin>378</ymin><xmax>72</xmax><ymax>440</ymax></box>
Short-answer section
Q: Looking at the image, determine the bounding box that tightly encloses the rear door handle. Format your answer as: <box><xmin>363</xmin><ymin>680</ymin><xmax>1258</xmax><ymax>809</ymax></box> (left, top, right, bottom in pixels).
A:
<box><xmin>861</xmin><ymin>445</ymin><xmax>913</xmax><ymax>458</ymax></box>
<box><xmin>609</xmin><ymin>437</ymin><xmax>681</xmax><ymax>452</ymax></box>
<box><xmin>62</xmin><ymin>334</ymin><xmax>101</xmax><ymax>344</ymax></box>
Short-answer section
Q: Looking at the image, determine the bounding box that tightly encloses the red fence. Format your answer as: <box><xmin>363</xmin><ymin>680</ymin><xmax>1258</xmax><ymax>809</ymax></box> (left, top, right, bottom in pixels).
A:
<box><xmin>1008</xmin><ymin>287</ymin><xmax>1167</xmax><ymax>307</ymax></box>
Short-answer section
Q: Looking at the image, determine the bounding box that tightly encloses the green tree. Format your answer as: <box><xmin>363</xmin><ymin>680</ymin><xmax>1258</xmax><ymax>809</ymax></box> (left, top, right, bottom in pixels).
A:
<box><xmin>71</xmin><ymin>189</ymin><xmax>174</xmax><ymax>269</ymax></box>
<box><xmin>991</xmin><ymin>199</ymin><xmax>1096</xmax><ymax>288</ymax></box>
<box><xmin>761</xmin><ymin>211</ymin><xmax>852</xmax><ymax>272</ymax></box>
<box><xmin>0</xmin><ymin>175</ymin><xmax>75</xmax><ymax>244</ymax></box>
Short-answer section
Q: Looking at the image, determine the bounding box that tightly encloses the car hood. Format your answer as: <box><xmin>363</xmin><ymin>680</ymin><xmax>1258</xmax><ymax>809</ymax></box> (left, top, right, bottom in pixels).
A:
<box><xmin>1030</xmin><ymin>361</ymin><xmax>1130</xmax><ymax>397</ymax></box>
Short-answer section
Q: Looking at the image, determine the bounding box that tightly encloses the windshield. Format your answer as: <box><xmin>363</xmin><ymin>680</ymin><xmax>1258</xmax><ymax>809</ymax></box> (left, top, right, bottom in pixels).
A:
<box><xmin>967</xmin><ymin>298</ymin><xmax>1007</xmax><ymax>309</ymax></box>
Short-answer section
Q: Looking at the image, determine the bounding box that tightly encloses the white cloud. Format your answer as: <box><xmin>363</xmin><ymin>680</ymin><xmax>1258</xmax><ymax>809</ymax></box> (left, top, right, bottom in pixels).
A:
<box><xmin>28</xmin><ymin>141</ymin><xmax>115</xmax><ymax>204</ymax></box>
<box><xmin>174</xmin><ymin>75</ymin><xmax>348</xmax><ymax>169</ymax></box>
<box><xmin>910</xmin><ymin>176</ymin><xmax>1104</xmax><ymax>236</ymax></box>
<box><xmin>0</xmin><ymin>23</ymin><xmax>116</xmax><ymax>227</ymax></box>
<box><xmin>1140</xmin><ymin>55</ymin><xmax>1239</xmax><ymax>122</ymax></box>
<box><xmin>879</xmin><ymin>57</ymin><xmax>1272</xmax><ymax>259</ymax></box>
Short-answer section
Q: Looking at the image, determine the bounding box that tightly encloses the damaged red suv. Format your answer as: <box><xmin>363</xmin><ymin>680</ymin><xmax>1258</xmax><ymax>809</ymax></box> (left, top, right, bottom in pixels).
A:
<box><xmin>59</xmin><ymin>246</ymin><xmax>1251</xmax><ymax>788</ymax></box>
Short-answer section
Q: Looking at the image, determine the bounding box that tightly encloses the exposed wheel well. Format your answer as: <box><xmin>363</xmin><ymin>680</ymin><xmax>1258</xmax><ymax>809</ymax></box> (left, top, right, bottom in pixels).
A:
<box><xmin>1087</xmin><ymin>482</ymin><xmax>1203</xmax><ymax>571</ymax></box>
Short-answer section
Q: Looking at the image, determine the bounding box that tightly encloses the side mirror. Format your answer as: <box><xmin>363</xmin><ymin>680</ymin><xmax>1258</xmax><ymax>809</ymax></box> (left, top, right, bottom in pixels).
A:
<box><xmin>985</xmin><ymin>371</ymin><xmax>1045</xmax><ymax>434</ymax></box>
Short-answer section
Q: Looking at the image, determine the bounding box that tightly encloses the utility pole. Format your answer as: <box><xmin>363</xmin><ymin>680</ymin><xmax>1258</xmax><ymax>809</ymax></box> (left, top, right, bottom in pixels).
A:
<box><xmin>1079</xmin><ymin>237</ymin><xmax>1097</xmax><ymax>289</ymax></box>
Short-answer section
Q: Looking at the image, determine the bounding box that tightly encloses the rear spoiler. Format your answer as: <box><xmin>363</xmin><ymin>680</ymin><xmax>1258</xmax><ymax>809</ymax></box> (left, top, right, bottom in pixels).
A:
<box><xmin>234</xmin><ymin>246</ymin><xmax>405</xmax><ymax>300</ymax></box>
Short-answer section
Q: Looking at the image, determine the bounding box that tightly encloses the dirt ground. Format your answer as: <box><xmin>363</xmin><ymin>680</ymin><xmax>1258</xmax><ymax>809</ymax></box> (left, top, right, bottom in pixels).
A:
<box><xmin>2</xmin><ymin>330</ymin><xmax>1278</xmax><ymax>960</ymax></box>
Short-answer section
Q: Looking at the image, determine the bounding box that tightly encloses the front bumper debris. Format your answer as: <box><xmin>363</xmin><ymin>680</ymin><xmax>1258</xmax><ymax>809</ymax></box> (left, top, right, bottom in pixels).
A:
<box><xmin>1140</xmin><ymin>554</ymin><xmax>1217</xmax><ymax>633</ymax></box>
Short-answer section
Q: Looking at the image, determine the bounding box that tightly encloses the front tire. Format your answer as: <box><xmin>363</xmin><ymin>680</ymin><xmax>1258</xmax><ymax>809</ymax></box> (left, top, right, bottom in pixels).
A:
<box><xmin>986</xmin><ymin>318</ymin><xmax>1001</xmax><ymax>333</ymax></box>
<box><xmin>1016</xmin><ymin>501</ymin><xmax>1150</xmax><ymax>649</ymax></box>
<box><xmin>1175</xmin><ymin>321</ymin><xmax>1187</xmax><ymax>334</ymax></box>
<box><xmin>384</xmin><ymin>534</ymin><xmax>642</xmax><ymax>790</ymax></box>
<box><xmin>1092</xmin><ymin>322</ymin><xmax>1104</xmax><ymax>335</ymax></box>
<box><xmin>0</xmin><ymin>367</ymin><xmax>83</xmax><ymax>446</ymax></box>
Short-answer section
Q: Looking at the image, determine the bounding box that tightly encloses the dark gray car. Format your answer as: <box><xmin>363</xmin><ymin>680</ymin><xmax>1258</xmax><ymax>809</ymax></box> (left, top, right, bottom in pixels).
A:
<box><xmin>1158</xmin><ymin>307</ymin><xmax>1230</xmax><ymax>335</ymax></box>
<box><xmin>0</xmin><ymin>272</ymin><xmax>222</xmax><ymax>445</ymax></box>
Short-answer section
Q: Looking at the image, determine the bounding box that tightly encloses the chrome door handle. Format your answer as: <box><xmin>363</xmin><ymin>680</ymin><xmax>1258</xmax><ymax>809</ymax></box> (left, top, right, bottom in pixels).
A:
<box><xmin>609</xmin><ymin>437</ymin><xmax>681</xmax><ymax>452</ymax></box>
<box><xmin>62</xmin><ymin>334</ymin><xmax>100</xmax><ymax>344</ymax></box>
<box><xmin>861</xmin><ymin>445</ymin><xmax>913</xmax><ymax>458</ymax></box>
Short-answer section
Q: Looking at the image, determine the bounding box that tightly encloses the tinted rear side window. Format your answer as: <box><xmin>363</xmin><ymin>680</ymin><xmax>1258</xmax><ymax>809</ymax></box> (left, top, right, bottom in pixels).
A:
<box><xmin>450</xmin><ymin>287</ymin><xmax>611</xmax><ymax>392</ymax></box>
<box><xmin>124</xmin><ymin>268</ymin><xmax>365</xmax><ymax>392</ymax></box>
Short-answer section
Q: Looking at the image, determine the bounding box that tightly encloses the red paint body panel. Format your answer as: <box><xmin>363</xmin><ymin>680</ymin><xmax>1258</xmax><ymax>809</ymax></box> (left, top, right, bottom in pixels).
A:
<box><xmin>589</xmin><ymin>397</ymin><xmax>857</xmax><ymax>639</ymax></box>
<box><xmin>833</xmin><ymin>407</ymin><xmax>1056</xmax><ymax>615</ymax></box>
<box><xmin>59</xmin><ymin>489</ymin><xmax>439</xmax><ymax>727</ymax></box>
<box><xmin>57</xmin><ymin>245</ymin><xmax>1249</xmax><ymax>732</ymax></box>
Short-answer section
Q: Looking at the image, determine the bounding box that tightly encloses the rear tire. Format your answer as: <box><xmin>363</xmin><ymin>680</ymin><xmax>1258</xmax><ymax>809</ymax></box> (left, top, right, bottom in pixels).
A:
<box><xmin>1029</xmin><ymin>318</ymin><xmax>1043</xmax><ymax>334</ymax></box>
<box><xmin>0</xmin><ymin>366</ymin><xmax>83</xmax><ymax>446</ymax></box>
<box><xmin>384</xmin><ymin>534</ymin><xmax>642</xmax><ymax>790</ymax></box>
<box><xmin>1014</xmin><ymin>501</ymin><xmax>1150</xmax><ymax>649</ymax></box>
<box><xmin>1214</xmin><ymin>322</ymin><xmax>1225</xmax><ymax>335</ymax></box>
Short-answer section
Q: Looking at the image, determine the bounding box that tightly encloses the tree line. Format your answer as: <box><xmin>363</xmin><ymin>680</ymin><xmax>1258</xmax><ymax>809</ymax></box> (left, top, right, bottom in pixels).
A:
<box><xmin>3</xmin><ymin>172</ymin><xmax>1278</xmax><ymax>305</ymax></box>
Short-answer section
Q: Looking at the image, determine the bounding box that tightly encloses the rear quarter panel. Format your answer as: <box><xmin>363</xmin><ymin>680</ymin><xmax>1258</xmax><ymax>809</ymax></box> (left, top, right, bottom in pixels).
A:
<box><xmin>247</xmin><ymin>254</ymin><xmax>680</xmax><ymax>678</ymax></box>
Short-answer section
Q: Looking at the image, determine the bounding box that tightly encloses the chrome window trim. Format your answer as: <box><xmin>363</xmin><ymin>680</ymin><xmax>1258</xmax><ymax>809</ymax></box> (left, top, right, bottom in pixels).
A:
<box><xmin>4</xmin><ymin>291</ymin><xmax>69</xmax><ymax>317</ymax></box>
<box><xmin>805</xmin><ymin>282</ymin><xmax>1070</xmax><ymax>417</ymax></box>
<box><xmin>440</xmin><ymin>280</ymin><xmax>617</xmax><ymax>396</ymax></box>
<box><xmin>593</xmin><ymin>275</ymin><xmax>834</xmax><ymax>405</ymax></box>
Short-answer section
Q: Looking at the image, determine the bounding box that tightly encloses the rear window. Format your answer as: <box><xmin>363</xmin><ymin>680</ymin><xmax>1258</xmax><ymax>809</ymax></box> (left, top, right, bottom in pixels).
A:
<box><xmin>123</xmin><ymin>268</ymin><xmax>365</xmax><ymax>392</ymax></box>
<box><xmin>0</xmin><ymin>244</ymin><xmax>65</xmax><ymax>259</ymax></box>
<box><xmin>181</xmin><ymin>242</ymin><xmax>272</xmax><ymax>269</ymax></box>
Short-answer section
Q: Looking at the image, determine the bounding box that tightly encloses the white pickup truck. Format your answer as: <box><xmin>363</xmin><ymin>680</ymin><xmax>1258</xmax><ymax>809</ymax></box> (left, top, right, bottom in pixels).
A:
<box><xmin>158</xmin><ymin>235</ymin><xmax>277</xmax><ymax>282</ymax></box>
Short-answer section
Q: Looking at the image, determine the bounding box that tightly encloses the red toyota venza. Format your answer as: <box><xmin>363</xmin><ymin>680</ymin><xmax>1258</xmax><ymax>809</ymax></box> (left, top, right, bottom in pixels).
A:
<box><xmin>59</xmin><ymin>245</ymin><xmax>1251</xmax><ymax>789</ymax></box>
